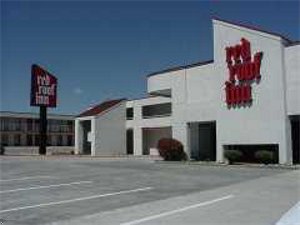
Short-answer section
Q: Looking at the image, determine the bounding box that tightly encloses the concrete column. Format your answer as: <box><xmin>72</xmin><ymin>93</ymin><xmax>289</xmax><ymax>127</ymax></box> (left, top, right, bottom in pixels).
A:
<box><xmin>216</xmin><ymin>143</ymin><xmax>224</xmax><ymax>163</ymax></box>
<box><xmin>216</xmin><ymin>124</ymin><xmax>224</xmax><ymax>163</ymax></box>
<box><xmin>172</xmin><ymin>123</ymin><xmax>189</xmax><ymax>158</ymax></box>
<box><xmin>279</xmin><ymin>117</ymin><xmax>293</xmax><ymax>164</ymax></box>
<box><xmin>280</xmin><ymin>45</ymin><xmax>293</xmax><ymax>165</ymax></box>
<box><xmin>134</xmin><ymin>127</ymin><xmax>143</xmax><ymax>155</ymax></box>
<box><xmin>91</xmin><ymin>118</ymin><xmax>96</xmax><ymax>156</ymax></box>
<box><xmin>133</xmin><ymin>103</ymin><xmax>142</xmax><ymax>120</ymax></box>
<box><xmin>75</xmin><ymin>119</ymin><xmax>83</xmax><ymax>154</ymax></box>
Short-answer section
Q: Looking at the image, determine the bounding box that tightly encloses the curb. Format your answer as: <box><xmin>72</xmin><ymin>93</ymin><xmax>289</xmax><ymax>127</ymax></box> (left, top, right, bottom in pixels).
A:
<box><xmin>0</xmin><ymin>154</ymin><xmax>162</xmax><ymax>161</ymax></box>
<box><xmin>154</xmin><ymin>160</ymin><xmax>300</xmax><ymax>170</ymax></box>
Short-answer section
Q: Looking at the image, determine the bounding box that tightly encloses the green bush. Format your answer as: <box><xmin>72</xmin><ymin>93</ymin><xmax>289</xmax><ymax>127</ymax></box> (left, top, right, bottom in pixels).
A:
<box><xmin>255</xmin><ymin>150</ymin><xmax>275</xmax><ymax>165</ymax></box>
<box><xmin>224</xmin><ymin>150</ymin><xmax>243</xmax><ymax>164</ymax></box>
<box><xmin>157</xmin><ymin>138</ymin><xmax>187</xmax><ymax>161</ymax></box>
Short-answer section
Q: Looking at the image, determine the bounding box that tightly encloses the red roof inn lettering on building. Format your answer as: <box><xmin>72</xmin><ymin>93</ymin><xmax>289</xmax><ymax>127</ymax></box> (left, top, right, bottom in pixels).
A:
<box><xmin>224</xmin><ymin>38</ymin><xmax>263</xmax><ymax>107</ymax></box>
<box><xmin>30</xmin><ymin>64</ymin><xmax>57</xmax><ymax>107</ymax></box>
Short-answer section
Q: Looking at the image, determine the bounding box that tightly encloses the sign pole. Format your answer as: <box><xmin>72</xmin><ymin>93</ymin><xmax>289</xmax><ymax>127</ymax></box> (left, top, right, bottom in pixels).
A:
<box><xmin>31</xmin><ymin>64</ymin><xmax>57</xmax><ymax>155</ymax></box>
<box><xmin>39</xmin><ymin>106</ymin><xmax>47</xmax><ymax>155</ymax></box>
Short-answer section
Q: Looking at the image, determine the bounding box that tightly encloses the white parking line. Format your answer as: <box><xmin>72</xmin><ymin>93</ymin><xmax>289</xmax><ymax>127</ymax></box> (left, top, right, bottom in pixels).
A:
<box><xmin>0</xmin><ymin>186</ymin><xmax>153</xmax><ymax>214</ymax></box>
<box><xmin>0</xmin><ymin>176</ymin><xmax>53</xmax><ymax>182</ymax></box>
<box><xmin>275</xmin><ymin>201</ymin><xmax>300</xmax><ymax>225</ymax></box>
<box><xmin>0</xmin><ymin>181</ymin><xmax>93</xmax><ymax>194</ymax></box>
<box><xmin>120</xmin><ymin>194</ymin><xmax>234</xmax><ymax>225</ymax></box>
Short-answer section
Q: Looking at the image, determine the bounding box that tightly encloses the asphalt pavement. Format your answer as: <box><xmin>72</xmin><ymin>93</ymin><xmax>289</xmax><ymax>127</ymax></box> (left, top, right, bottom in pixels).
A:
<box><xmin>0</xmin><ymin>156</ymin><xmax>298</xmax><ymax>225</ymax></box>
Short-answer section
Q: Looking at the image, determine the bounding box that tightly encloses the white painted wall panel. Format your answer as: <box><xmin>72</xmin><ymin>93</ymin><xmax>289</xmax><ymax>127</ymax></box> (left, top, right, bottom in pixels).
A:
<box><xmin>213</xmin><ymin>20</ymin><xmax>292</xmax><ymax>163</ymax></box>
<box><xmin>285</xmin><ymin>45</ymin><xmax>300</xmax><ymax>115</ymax></box>
<box><xmin>94</xmin><ymin>101</ymin><xmax>126</xmax><ymax>156</ymax></box>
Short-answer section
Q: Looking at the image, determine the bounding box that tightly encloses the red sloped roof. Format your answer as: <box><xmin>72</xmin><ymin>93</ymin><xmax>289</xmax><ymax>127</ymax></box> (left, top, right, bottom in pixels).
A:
<box><xmin>78</xmin><ymin>98</ymin><xmax>126</xmax><ymax>117</ymax></box>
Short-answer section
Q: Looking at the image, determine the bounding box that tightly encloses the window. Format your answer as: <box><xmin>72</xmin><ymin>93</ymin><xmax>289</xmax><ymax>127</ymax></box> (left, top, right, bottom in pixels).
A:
<box><xmin>13</xmin><ymin>119</ymin><xmax>22</xmax><ymax>131</ymax></box>
<box><xmin>51</xmin><ymin>136</ymin><xmax>57</xmax><ymax>146</ymax></box>
<box><xmin>62</xmin><ymin>120</ymin><xmax>69</xmax><ymax>133</ymax></box>
<box><xmin>1</xmin><ymin>134</ymin><xmax>9</xmax><ymax>145</ymax></box>
<box><xmin>67</xmin><ymin>120</ymin><xmax>73</xmax><ymax>132</ymax></box>
<box><xmin>0</xmin><ymin>119</ymin><xmax>5</xmax><ymax>131</ymax></box>
<box><xmin>58</xmin><ymin>120</ymin><xmax>66</xmax><ymax>132</ymax></box>
<box><xmin>7</xmin><ymin>119</ymin><xmax>15</xmax><ymax>130</ymax></box>
<box><xmin>126</xmin><ymin>108</ymin><xmax>134</xmax><ymax>120</ymax></box>
<box><xmin>14</xmin><ymin>134</ymin><xmax>21</xmax><ymax>146</ymax></box>
<box><xmin>27</xmin><ymin>119</ymin><xmax>33</xmax><ymax>131</ymax></box>
<box><xmin>57</xmin><ymin>135</ymin><xmax>63</xmax><ymax>146</ymax></box>
<box><xmin>27</xmin><ymin>135</ymin><xmax>33</xmax><ymax>146</ymax></box>
<box><xmin>3</xmin><ymin>119</ymin><xmax>11</xmax><ymax>131</ymax></box>
<box><xmin>35</xmin><ymin>135</ymin><xmax>40</xmax><ymax>146</ymax></box>
<box><xmin>47</xmin><ymin>135</ymin><xmax>52</xmax><ymax>146</ymax></box>
<box><xmin>34</xmin><ymin>119</ymin><xmax>40</xmax><ymax>132</ymax></box>
<box><xmin>20</xmin><ymin>119</ymin><xmax>25</xmax><ymax>131</ymax></box>
<box><xmin>67</xmin><ymin>135</ymin><xmax>73</xmax><ymax>146</ymax></box>
<box><xmin>142</xmin><ymin>103</ymin><xmax>172</xmax><ymax>118</ymax></box>
<box><xmin>51</xmin><ymin>120</ymin><xmax>59</xmax><ymax>132</ymax></box>
<box><xmin>48</xmin><ymin>120</ymin><xmax>58</xmax><ymax>132</ymax></box>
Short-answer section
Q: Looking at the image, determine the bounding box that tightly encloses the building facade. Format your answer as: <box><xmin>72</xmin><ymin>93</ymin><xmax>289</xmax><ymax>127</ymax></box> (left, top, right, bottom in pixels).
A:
<box><xmin>75</xmin><ymin>18</ymin><xmax>300</xmax><ymax>164</ymax></box>
<box><xmin>0</xmin><ymin>111</ymin><xmax>75</xmax><ymax>147</ymax></box>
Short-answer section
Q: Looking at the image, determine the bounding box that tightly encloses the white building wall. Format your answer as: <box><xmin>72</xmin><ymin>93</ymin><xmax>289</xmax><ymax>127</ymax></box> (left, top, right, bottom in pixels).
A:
<box><xmin>185</xmin><ymin>64</ymin><xmax>218</xmax><ymax>122</ymax></box>
<box><xmin>147</xmin><ymin>73</ymin><xmax>172</xmax><ymax>95</ymax></box>
<box><xmin>213</xmin><ymin>20</ymin><xmax>292</xmax><ymax>164</ymax></box>
<box><xmin>285</xmin><ymin>45</ymin><xmax>300</xmax><ymax>115</ymax></box>
<box><xmin>172</xmin><ymin>123</ymin><xmax>190</xmax><ymax>157</ymax></box>
<box><xmin>94</xmin><ymin>102</ymin><xmax>126</xmax><ymax>156</ymax></box>
<box><xmin>74</xmin><ymin>19</ymin><xmax>298</xmax><ymax>163</ymax></box>
<box><xmin>146</xmin><ymin>19</ymin><xmax>297</xmax><ymax>164</ymax></box>
<box><xmin>126</xmin><ymin>96</ymin><xmax>172</xmax><ymax>155</ymax></box>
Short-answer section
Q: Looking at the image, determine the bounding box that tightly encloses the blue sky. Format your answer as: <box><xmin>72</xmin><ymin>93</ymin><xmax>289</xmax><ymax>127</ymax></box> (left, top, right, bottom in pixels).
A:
<box><xmin>1</xmin><ymin>1</ymin><xmax>299</xmax><ymax>115</ymax></box>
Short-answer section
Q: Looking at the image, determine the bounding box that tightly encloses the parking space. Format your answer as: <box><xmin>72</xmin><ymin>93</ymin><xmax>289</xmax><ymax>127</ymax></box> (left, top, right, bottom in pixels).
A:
<box><xmin>0</xmin><ymin>157</ymin><xmax>298</xmax><ymax>225</ymax></box>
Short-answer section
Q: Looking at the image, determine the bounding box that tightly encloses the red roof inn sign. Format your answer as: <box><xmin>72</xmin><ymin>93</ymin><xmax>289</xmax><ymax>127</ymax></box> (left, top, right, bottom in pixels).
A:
<box><xmin>30</xmin><ymin>64</ymin><xmax>57</xmax><ymax>107</ymax></box>
<box><xmin>224</xmin><ymin>38</ymin><xmax>263</xmax><ymax>107</ymax></box>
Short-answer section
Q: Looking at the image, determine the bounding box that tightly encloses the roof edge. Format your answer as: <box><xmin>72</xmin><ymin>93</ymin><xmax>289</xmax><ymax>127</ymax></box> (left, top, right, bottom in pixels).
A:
<box><xmin>77</xmin><ymin>98</ymin><xmax>126</xmax><ymax>118</ymax></box>
<box><xmin>147</xmin><ymin>60</ymin><xmax>214</xmax><ymax>77</ymax></box>
<box><xmin>212</xmin><ymin>17</ymin><xmax>294</xmax><ymax>44</ymax></box>
<box><xmin>285</xmin><ymin>40</ymin><xmax>300</xmax><ymax>47</ymax></box>
<box><xmin>0</xmin><ymin>110</ymin><xmax>74</xmax><ymax>118</ymax></box>
<box><xmin>127</xmin><ymin>95</ymin><xmax>170</xmax><ymax>102</ymax></box>
<box><xmin>94</xmin><ymin>99</ymin><xmax>127</xmax><ymax>118</ymax></box>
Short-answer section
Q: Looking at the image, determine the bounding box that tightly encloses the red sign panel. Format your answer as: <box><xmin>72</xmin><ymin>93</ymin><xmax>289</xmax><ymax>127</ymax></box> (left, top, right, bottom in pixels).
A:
<box><xmin>30</xmin><ymin>64</ymin><xmax>57</xmax><ymax>107</ymax></box>
<box><xmin>224</xmin><ymin>38</ymin><xmax>263</xmax><ymax>107</ymax></box>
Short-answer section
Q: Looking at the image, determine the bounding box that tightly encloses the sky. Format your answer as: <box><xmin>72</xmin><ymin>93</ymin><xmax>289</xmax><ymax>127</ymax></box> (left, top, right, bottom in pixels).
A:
<box><xmin>1</xmin><ymin>1</ymin><xmax>299</xmax><ymax>115</ymax></box>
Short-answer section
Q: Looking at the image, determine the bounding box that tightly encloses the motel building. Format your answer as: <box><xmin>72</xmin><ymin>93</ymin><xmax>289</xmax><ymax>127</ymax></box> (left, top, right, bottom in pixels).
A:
<box><xmin>75</xmin><ymin>18</ymin><xmax>300</xmax><ymax>165</ymax></box>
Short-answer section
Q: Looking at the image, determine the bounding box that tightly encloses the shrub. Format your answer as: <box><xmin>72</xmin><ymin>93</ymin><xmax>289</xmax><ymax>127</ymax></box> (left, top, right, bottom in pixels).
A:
<box><xmin>255</xmin><ymin>150</ymin><xmax>275</xmax><ymax>165</ymax></box>
<box><xmin>157</xmin><ymin>138</ymin><xmax>187</xmax><ymax>161</ymax></box>
<box><xmin>224</xmin><ymin>150</ymin><xmax>243</xmax><ymax>164</ymax></box>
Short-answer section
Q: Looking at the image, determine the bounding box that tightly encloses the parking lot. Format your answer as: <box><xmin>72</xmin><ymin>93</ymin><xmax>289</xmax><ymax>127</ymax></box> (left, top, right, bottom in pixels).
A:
<box><xmin>0</xmin><ymin>156</ymin><xmax>299</xmax><ymax>225</ymax></box>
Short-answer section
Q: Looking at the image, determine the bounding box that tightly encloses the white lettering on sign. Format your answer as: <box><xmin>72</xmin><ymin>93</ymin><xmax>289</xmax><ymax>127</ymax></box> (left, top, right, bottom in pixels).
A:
<box><xmin>35</xmin><ymin>75</ymin><xmax>56</xmax><ymax>104</ymax></box>
<box><xmin>31</xmin><ymin>64</ymin><xmax>57</xmax><ymax>107</ymax></box>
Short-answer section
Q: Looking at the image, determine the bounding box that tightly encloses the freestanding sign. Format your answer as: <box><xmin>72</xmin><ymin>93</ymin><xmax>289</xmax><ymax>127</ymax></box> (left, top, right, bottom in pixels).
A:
<box><xmin>30</xmin><ymin>64</ymin><xmax>57</xmax><ymax>155</ymax></box>
<box><xmin>31</xmin><ymin>64</ymin><xmax>57</xmax><ymax>107</ymax></box>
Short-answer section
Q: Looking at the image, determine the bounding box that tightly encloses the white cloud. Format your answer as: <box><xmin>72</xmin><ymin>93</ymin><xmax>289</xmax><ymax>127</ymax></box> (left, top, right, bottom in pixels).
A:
<box><xmin>74</xmin><ymin>87</ymin><xmax>83</xmax><ymax>95</ymax></box>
